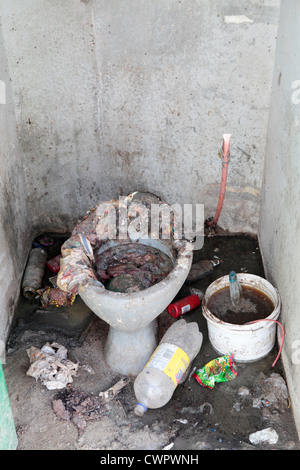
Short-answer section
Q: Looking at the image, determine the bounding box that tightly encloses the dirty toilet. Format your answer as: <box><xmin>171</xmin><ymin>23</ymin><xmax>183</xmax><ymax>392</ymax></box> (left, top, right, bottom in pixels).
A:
<box><xmin>57</xmin><ymin>192</ymin><xmax>193</xmax><ymax>375</ymax></box>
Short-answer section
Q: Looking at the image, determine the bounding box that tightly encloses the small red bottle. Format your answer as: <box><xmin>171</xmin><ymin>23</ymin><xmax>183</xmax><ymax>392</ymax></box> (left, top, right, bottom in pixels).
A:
<box><xmin>168</xmin><ymin>294</ymin><xmax>201</xmax><ymax>318</ymax></box>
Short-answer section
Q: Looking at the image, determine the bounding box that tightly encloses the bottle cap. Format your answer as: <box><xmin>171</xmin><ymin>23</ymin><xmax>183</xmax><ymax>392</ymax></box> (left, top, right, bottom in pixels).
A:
<box><xmin>229</xmin><ymin>271</ymin><xmax>237</xmax><ymax>282</ymax></box>
<box><xmin>134</xmin><ymin>403</ymin><xmax>147</xmax><ymax>416</ymax></box>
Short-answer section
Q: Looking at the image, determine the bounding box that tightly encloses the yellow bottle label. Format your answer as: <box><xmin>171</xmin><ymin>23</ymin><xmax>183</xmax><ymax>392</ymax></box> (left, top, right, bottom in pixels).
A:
<box><xmin>146</xmin><ymin>343</ymin><xmax>190</xmax><ymax>387</ymax></box>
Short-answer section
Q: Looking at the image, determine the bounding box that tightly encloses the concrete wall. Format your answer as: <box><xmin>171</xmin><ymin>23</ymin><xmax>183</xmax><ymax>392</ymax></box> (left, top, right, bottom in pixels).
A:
<box><xmin>259</xmin><ymin>0</ymin><xmax>300</xmax><ymax>438</ymax></box>
<box><xmin>0</xmin><ymin>0</ymin><xmax>279</xmax><ymax>235</ymax></box>
<box><xmin>0</xmin><ymin>25</ymin><xmax>32</xmax><ymax>360</ymax></box>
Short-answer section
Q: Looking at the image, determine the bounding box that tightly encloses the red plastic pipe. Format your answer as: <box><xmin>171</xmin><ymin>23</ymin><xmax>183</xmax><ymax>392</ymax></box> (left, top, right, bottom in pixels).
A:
<box><xmin>208</xmin><ymin>134</ymin><xmax>231</xmax><ymax>227</ymax></box>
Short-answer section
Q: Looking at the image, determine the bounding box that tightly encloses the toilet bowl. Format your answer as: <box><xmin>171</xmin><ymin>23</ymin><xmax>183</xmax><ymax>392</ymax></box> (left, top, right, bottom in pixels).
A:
<box><xmin>57</xmin><ymin>192</ymin><xmax>193</xmax><ymax>375</ymax></box>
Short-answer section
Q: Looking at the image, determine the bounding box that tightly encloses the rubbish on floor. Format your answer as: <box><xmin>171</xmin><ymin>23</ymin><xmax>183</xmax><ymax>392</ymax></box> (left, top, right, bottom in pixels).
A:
<box><xmin>199</xmin><ymin>402</ymin><xmax>213</xmax><ymax>415</ymax></box>
<box><xmin>52</xmin><ymin>388</ymin><xmax>105</xmax><ymax>436</ymax></box>
<box><xmin>192</xmin><ymin>354</ymin><xmax>237</xmax><ymax>389</ymax></box>
<box><xmin>189</xmin><ymin>287</ymin><xmax>204</xmax><ymax>299</ymax></box>
<box><xmin>21</xmin><ymin>248</ymin><xmax>47</xmax><ymax>299</ymax></box>
<box><xmin>232</xmin><ymin>401</ymin><xmax>241</xmax><ymax>412</ymax></box>
<box><xmin>186</xmin><ymin>259</ymin><xmax>221</xmax><ymax>284</ymax></box>
<box><xmin>26</xmin><ymin>342</ymin><xmax>78</xmax><ymax>390</ymax></box>
<box><xmin>37</xmin><ymin>285</ymin><xmax>76</xmax><ymax>308</ymax></box>
<box><xmin>237</xmin><ymin>386</ymin><xmax>250</xmax><ymax>397</ymax></box>
<box><xmin>167</xmin><ymin>294</ymin><xmax>201</xmax><ymax>318</ymax></box>
<box><xmin>80</xmin><ymin>364</ymin><xmax>95</xmax><ymax>375</ymax></box>
<box><xmin>39</xmin><ymin>235</ymin><xmax>53</xmax><ymax>246</ymax></box>
<box><xmin>134</xmin><ymin>319</ymin><xmax>203</xmax><ymax>416</ymax></box>
<box><xmin>98</xmin><ymin>377</ymin><xmax>130</xmax><ymax>401</ymax></box>
<box><xmin>163</xmin><ymin>442</ymin><xmax>174</xmax><ymax>450</ymax></box>
<box><xmin>46</xmin><ymin>254</ymin><xmax>62</xmax><ymax>273</ymax></box>
<box><xmin>249</xmin><ymin>427</ymin><xmax>279</xmax><ymax>446</ymax></box>
<box><xmin>251</xmin><ymin>372</ymin><xmax>289</xmax><ymax>412</ymax></box>
<box><xmin>175</xmin><ymin>418</ymin><xmax>188</xmax><ymax>424</ymax></box>
<box><xmin>48</xmin><ymin>275</ymin><xmax>58</xmax><ymax>287</ymax></box>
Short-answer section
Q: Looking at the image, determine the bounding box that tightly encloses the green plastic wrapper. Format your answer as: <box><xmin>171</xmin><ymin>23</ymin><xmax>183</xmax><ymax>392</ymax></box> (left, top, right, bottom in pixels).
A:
<box><xmin>192</xmin><ymin>354</ymin><xmax>237</xmax><ymax>389</ymax></box>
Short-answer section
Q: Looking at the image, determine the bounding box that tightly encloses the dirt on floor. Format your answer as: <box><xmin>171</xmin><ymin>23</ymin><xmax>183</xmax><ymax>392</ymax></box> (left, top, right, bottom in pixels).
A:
<box><xmin>3</xmin><ymin>234</ymin><xmax>300</xmax><ymax>451</ymax></box>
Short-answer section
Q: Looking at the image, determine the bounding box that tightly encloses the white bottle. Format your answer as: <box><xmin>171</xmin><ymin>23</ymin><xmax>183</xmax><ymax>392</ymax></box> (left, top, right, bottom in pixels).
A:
<box><xmin>134</xmin><ymin>319</ymin><xmax>203</xmax><ymax>416</ymax></box>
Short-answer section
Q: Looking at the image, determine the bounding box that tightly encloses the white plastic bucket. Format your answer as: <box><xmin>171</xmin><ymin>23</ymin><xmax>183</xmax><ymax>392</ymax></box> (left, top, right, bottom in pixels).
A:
<box><xmin>202</xmin><ymin>273</ymin><xmax>281</xmax><ymax>362</ymax></box>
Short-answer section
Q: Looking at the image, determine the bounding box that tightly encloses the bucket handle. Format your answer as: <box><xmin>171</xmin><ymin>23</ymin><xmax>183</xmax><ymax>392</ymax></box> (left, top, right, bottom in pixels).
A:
<box><xmin>247</xmin><ymin>319</ymin><xmax>284</xmax><ymax>368</ymax></box>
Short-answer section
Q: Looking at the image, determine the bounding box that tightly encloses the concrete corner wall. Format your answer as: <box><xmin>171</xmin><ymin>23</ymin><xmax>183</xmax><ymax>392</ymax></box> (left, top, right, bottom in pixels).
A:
<box><xmin>0</xmin><ymin>25</ymin><xmax>32</xmax><ymax>358</ymax></box>
<box><xmin>259</xmin><ymin>0</ymin><xmax>300</xmax><ymax>438</ymax></box>
<box><xmin>0</xmin><ymin>0</ymin><xmax>279</xmax><ymax>235</ymax></box>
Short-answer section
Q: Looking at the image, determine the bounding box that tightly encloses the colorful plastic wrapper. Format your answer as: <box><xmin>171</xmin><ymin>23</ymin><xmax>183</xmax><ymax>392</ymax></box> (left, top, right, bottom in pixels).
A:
<box><xmin>192</xmin><ymin>354</ymin><xmax>237</xmax><ymax>389</ymax></box>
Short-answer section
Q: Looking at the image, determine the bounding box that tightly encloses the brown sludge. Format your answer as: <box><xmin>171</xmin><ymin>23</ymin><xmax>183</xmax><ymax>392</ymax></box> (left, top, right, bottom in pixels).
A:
<box><xmin>94</xmin><ymin>243</ymin><xmax>174</xmax><ymax>292</ymax></box>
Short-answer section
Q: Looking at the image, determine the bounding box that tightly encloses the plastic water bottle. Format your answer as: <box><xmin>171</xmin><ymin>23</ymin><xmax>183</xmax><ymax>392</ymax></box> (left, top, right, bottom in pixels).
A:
<box><xmin>229</xmin><ymin>271</ymin><xmax>242</xmax><ymax>307</ymax></box>
<box><xmin>134</xmin><ymin>319</ymin><xmax>203</xmax><ymax>416</ymax></box>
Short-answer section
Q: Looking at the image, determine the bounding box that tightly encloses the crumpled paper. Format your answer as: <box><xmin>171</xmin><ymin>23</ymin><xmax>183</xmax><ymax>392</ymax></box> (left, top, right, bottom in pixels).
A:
<box><xmin>26</xmin><ymin>342</ymin><xmax>78</xmax><ymax>390</ymax></box>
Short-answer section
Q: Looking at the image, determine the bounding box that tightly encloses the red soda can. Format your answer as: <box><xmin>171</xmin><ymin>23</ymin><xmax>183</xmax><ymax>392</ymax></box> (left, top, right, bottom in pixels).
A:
<box><xmin>167</xmin><ymin>294</ymin><xmax>201</xmax><ymax>318</ymax></box>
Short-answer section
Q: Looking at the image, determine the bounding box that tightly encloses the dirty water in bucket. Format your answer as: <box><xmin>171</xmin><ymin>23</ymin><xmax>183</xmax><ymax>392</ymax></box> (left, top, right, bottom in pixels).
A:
<box><xmin>4</xmin><ymin>234</ymin><xmax>300</xmax><ymax>450</ymax></box>
<box><xmin>207</xmin><ymin>285</ymin><xmax>274</xmax><ymax>325</ymax></box>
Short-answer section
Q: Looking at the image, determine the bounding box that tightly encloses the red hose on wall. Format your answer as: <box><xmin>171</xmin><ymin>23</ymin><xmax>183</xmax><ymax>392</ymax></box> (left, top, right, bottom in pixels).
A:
<box><xmin>208</xmin><ymin>134</ymin><xmax>231</xmax><ymax>228</ymax></box>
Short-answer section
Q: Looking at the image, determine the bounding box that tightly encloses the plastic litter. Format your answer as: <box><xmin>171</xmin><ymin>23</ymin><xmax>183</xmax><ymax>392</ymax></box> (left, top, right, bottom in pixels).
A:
<box><xmin>249</xmin><ymin>427</ymin><xmax>279</xmax><ymax>446</ymax></box>
<box><xmin>168</xmin><ymin>294</ymin><xmax>201</xmax><ymax>318</ymax></box>
<box><xmin>251</xmin><ymin>372</ymin><xmax>289</xmax><ymax>412</ymax></box>
<box><xmin>192</xmin><ymin>354</ymin><xmax>238</xmax><ymax>389</ymax></box>
<box><xmin>26</xmin><ymin>342</ymin><xmax>78</xmax><ymax>390</ymax></box>
<box><xmin>46</xmin><ymin>254</ymin><xmax>62</xmax><ymax>273</ymax></box>
<box><xmin>39</xmin><ymin>235</ymin><xmax>53</xmax><ymax>246</ymax></box>
<box><xmin>229</xmin><ymin>270</ymin><xmax>242</xmax><ymax>307</ymax></box>
<box><xmin>186</xmin><ymin>259</ymin><xmax>221</xmax><ymax>283</ymax></box>
<box><xmin>134</xmin><ymin>319</ymin><xmax>203</xmax><ymax>415</ymax></box>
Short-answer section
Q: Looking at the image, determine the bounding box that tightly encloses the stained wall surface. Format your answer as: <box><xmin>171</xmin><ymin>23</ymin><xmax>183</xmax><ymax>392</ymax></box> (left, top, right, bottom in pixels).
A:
<box><xmin>0</xmin><ymin>26</ymin><xmax>32</xmax><ymax>359</ymax></box>
<box><xmin>259</xmin><ymin>0</ymin><xmax>300</xmax><ymax>439</ymax></box>
<box><xmin>0</xmin><ymin>0</ymin><xmax>279</xmax><ymax>235</ymax></box>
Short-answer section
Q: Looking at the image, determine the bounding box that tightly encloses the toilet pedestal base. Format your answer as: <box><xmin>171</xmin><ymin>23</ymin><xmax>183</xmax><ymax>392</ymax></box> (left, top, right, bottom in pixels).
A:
<box><xmin>104</xmin><ymin>320</ymin><xmax>157</xmax><ymax>376</ymax></box>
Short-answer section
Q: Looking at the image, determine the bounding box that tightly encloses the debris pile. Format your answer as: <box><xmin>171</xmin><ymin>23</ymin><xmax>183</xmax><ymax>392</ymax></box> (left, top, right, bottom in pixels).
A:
<box><xmin>26</xmin><ymin>342</ymin><xmax>78</xmax><ymax>390</ymax></box>
<box><xmin>53</xmin><ymin>378</ymin><xmax>129</xmax><ymax>436</ymax></box>
<box><xmin>251</xmin><ymin>371</ymin><xmax>289</xmax><ymax>412</ymax></box>
<box><xmin>53</xmin><ymin>388</ymin><xmax>105</xmax><ymax>436</ymax></box>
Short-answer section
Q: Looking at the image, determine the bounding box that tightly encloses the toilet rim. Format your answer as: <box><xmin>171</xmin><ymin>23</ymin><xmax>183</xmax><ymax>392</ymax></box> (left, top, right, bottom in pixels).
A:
<box><xmin>57</xmin><ymin>192</ymin><xmax>194</xmax><ymax>298</ymax></box>
<box><xmin>78</xmin><ymin>237</ymin><xmax>194</xmax><ymax>299</ymax></box>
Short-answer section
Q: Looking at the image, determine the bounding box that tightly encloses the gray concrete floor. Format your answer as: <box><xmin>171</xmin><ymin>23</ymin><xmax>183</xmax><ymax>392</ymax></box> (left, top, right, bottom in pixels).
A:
<box><xmin>3</xmin><ymin>234</ymin><xmax>300</xmax><ymax>451</ymax></box>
